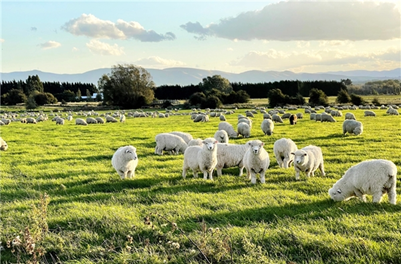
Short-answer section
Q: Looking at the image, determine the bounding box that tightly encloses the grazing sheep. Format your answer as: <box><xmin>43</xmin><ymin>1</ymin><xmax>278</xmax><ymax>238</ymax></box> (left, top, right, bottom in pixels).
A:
<box><xmin>345</xmin><ymin>112</ymin><xmax>356</xmax><ymax>120</ymax></box>
<box><xmin>86</xmin><ymin>117</ymin><xmax>98</xmax><ymax>124</ymax></box>
<box><xmin>310</xmin><ymin>113</ymin><xmax>316</xmax><ymax>120</ymax></box>
<box><xmin>218</xmin><ymin>121</ymin><xmax>238</xmax><ymax>138</ymax></box>
<box><xmin>0</xmin><ymin>137</ymin><xmax>8</xmax><ymax>151</ymax></box>
<box><xmin>0</xmin><ymin>120</ymin><xmax>5</xmax><ymax>126</ymax></box>
<box><xmin>364</xmin><ymin>110</ymin><xmax>376</xmax><ymax>117</ymax></box>
<box><xmin>243</xmin><ymin>140</ymin><xmax>270</xmax><ymax>184</ymax></box>
<box><xmin>182</xmin><ymin>138</ymin><xmax>218</xmax><ymax>180</ymax></box>
<box><xmin>289</xmin><ymin>114</ymin><xmax>298</xmax><ymax>125</ymax></box>
<box><xmin>170</xmin><ymin>131</ymin><xmax>194</xmax><ymax>144</ymax></box>
<box><xmin>155</xmin><ymin>133</ymin><xmax>187</xmax><ymax>155</ymax></box>
<box><xmin>296</xmin><ymin>113</ymin><xmax>303</xmax><ymax>119</ymax></box>
<box><xmin>55</xmin><ymin>117</ymin><xmax>65</xmax><ymax>125</ymax></box>
<box><xmin>75</xmin><ymin>118</ymin><xmax>88</xmax><ymax>126</ymax></box>
<box><xmin>26</xmin><ymin>117</ymin><xmax>37</xmax><ymax>124</ymax></box>
<box><xmin>1</xmin><ymin>119</ymin><xmax>11</xmax><ymax>125</ymax></box>
<box><xmin>263</xmin><ymin>113</ymin><xmax>272</xmax><ymax>120</ymax></box>
<box><xmin>273</xmin><ymin>138</ymin><xmax>297</xmax><ymax>169</ymax></box>
<box><xmin>67</xmin><ymin>115</ymin><xmax>73</xmax><ymax>121</ymax></box>
<box><xmin>106</xmin><ymin>116</ymin><xmax>118</xmax><ymax>123</ymax></box>
<box><xmin>343</xmin><ymin>120</ymin><xmax>363</xmax><ymax>136</ymax></box>
<box><xmin>331</xmin><ymin>110</ymin><xmax>342</xmax><ymax>117</ymax></box>
<box><xmin>237</xmin><ymin>122</ymin><xmax>251</xmax><ymax>138</ymax></box>
<box><xmin>281</xmin><ymin>113</ymin><xmax>291</xmax><ymax>119</ymax></box>
<box><xmin>261</xmin><ymin>119</ymin><xmax>274</xmax><ymax>136</ymax></box>
<box><xmin>95</xmin><ymin>117</ymin><xmax>105</xmax><ymax>124</ymax></box>
<box><xmin>219</xmin><ymin>115</ymin><xmax>226</xmax><ymax>121</ymax></box>
<box><xmin>321</xmin><ymin>113</ymin><xmax>336</xmax><ymax>122</ymax></box>
<box><xmin>315</xmin><ymin>114</ymin><xmax>322</xmax><ymax>122</ymax></box>
<box><xmin>111</xmin><ymin>145</ymin><xmax>138</xmax><ymax>179</ymax></box>
<box><xmin>187</xmin><ymin>138</ymin><xmax>203</xmax><ymax>147</ymax></box>
<box><xmin>120</xmin><ymin>114</ymin><xmax>126</xmax><ymax>122</ymax></box>
<box><xmin>291</xmin><ymin>145</ymin><xmax>325</xmax><ymax>180</ymax></box>
<box><xmin>215</xmin><ymin>143</ymin><xmax>248</xmax><ymax>177</ymax></box>
<box><xmin>214</xmin><ymin>130</ymin><xmax>229</xmax><ymax>144</ymax></box>
<box><xmin>20</xmin><ymin>118</ymin><xmax>27</xmax><ymax>123</ymax></box>
<box><xmin>386</xmin><ymin>107</ymin><xmax>399</xmax><ymax>115</ymax></box>
<box><xmin>238</xmin><ymin>117</ymin><xmax>252</xmax><ymax>127</ymax></box>
<box><xmin>272</xmin><ymin>114</ymin><xmax>283</xmax><ymax>123</ymax></box>
<box><xmin>329</xmin><ymin>159</ymin><xmax>397</xmax><ymax>204</ymax></box>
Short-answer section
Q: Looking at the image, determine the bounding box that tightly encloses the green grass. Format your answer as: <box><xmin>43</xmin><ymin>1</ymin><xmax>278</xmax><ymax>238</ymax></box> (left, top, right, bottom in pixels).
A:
<box><xmin>1</xmin><ymin>107</ymin><xmax>401</xmax><ymax>263</ymax></box>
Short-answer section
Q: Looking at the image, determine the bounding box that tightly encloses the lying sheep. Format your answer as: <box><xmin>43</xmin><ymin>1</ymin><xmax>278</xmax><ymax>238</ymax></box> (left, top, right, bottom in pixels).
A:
<box><xmin>0</xmin><ymin>137</ymin><xmax>8</xmax><ymax>151</ymax></box>
<box><xmin>170</xmin><ymin>131</ymin><xmax>194</xmax><ymax>144</ymax></box>
<box><xmin>345</xmin><ymin>112</ymin><xmax>356</xmax><ymax>120</ymax></box>
<box><xmin>218</xmin><ymin>121</ymin><xmax>238</xmax><ymax>138</ymax></box>
<box><xmin>75</xmin><ymin>118</ymin><xmax>88</xmax><ymax>126</ymax></box>
<box><xmin>272</xmin><ymin>114</ymin><xmax>283</xmax><ymax>123</ymax></box>
<box><xmin>321</xmin><ymin>113</ymin><xmax>336</xmax><ymax>122</ymax></box>
<box><xmin>291</xmin><ymin>145</ymin><xmax>325</xmax><ymax>180</ymax></box>
<box><xmin>364</xmin><ymin>110</ymin><xmax>376</xmax><ymax>117</ymax></box>
<box><xmin>214</xmin><ymin>130</ymin><xmax>229</xmax><ymax>144</ymax></box>
<box><xmin>329</xmin><ymin>159</ymin><xmax>397</xmax><ymax>204</ymax></box>
<box><xmin>111</xmin><ymin>145</ymin><xmax>138</xmax><ymax>179</ymax></box>
<box><xmin>243</xmin><ymin>140</ymin><xmax>270</xmax><ymax>184</ymax></box>
<box><xmin>261</xmin><ymin>119</ymin><xmax>274</xmax><ymax>136</ymax></box>
<box><xmin>215</xmin><ymin>143</ymin><xmax>248</xmax><ymax>177</ymax></box>
<box><xmin>289</xmin><ymin>114</ymin><xmax>297</xmax><ymax>125</ymax></box>
<box><xmin>182</xmin><ymin>138</ymin><xmax>218</xmax><ymax>180</ymax></box>
<box><xmin>155</xmin><ymin>133</ymin><xmax>187</xmax><ymax>155</ymax></box>
<box><xmin>237</xmin><ymin>122</ymin><xmax>251</xmax><ymax>138</ymax></box>
<box><xmin>273</xmin><ymin>138</ymin><xmax>297</xmax><ymax>169</ymax></box>
<box><xmin>343</xmin><ymin>120</ymin><xmax>363</xmax><ymax>136</ymax></box>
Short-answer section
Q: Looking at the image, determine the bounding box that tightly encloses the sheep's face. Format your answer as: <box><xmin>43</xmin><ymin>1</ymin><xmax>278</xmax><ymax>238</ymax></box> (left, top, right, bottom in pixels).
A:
<box><xmin>203</xmin><ymin>139</ymin><xmax>218</xmax><ymax>151</ymax></box>
<box><xmin>248</xmin><ymin>141</ymin><xmax>264</xmax><ymax>155</ymax></box>
<box><xmin>328</xmin><ymin>187</ymin><xmax>347</xmax><ymax>201</ymax></box>
<box><xmin>125</xmin><ymin>146</ymin><xmax>138</xmax><ymax>160</ymax></box>
<box><xmin>0</xmin><ymin>143</ymin><xmax>8</xmax><ymax>151</ymax></box>
<box><xmin>354</xmin><ymin>127</ymin><xmax>362</xmax><ymax>135</ymax></box>
<box><xmin>292</xmin><ymin>150</ymin><xmax>308</xmax><ymax>166</ymax></box>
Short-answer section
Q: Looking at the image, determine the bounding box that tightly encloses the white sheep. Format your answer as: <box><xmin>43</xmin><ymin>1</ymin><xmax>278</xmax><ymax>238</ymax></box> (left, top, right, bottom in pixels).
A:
<box><xmin>187</xmin><ymin>138</ymin><xmax>203</xmax><ymax>147</ymax></box>
<box><xmin>86</xmin><ymin>117</ymin><xmax>98</xmax><ymax>124</ymax></box>
<box><xmin>215</xmin><ymin>142</ymin><xmax>248</xmax><ymax>177</ymax></box>
<box><xmin>345</xmin><ymin>112</ymin><xmax>356</xmax><ymax>120</ymax></box>
<box><xmin>170</xmin><ymin>131</ymin><xmax>194</xmax><ymax>144</ymax></box>
<box><xmin>364</xmin><ymin>110</ymin><xmax>376</xmax><ymax>117</ymax></box>
<box><xmin>386</xmin><ymin>107</ymin><xmax>399</xmax><ymax>115</ymax></box>
<box><xmin>237</xmin><ymin>122</ymin><xmax>251</xmax><ymax>138</ymax></box>
<box><xmin>243</xmin><ymin>140</ymin><xmax>270</xmax><ymax>184</ymax></box>
<box><xmin>261</xmin><ymin>119</ymin><xmax>274</xmax><ymax>136</ymax></box>
<box><xmin>291</xmin><ymin>145</ymin><xmax>325</xmax><ymax>180</ymax></box>
<box><xmin>55</xmin><ymin>117</ymin><xmax>64</xmax><ymax>125</ymax></box>
<box><xmin>219</xmin><ymin>115</ymin><xmax>226</xmax><ymax>121</ymax></box>
<box><xmin>120</xmin><ymin>114</ymin><xmax>126</xmax><ymax>122</ymax></box>
<box><xmin>273</xmin><ymin>138</ymin><xmax>297</xmax><ymax>169</ymax></box>
<box><xmin>95</xmin><ymin>117</ymin><xmax>105</xmax><ymax>124</ymax></box>
<box><xmin>75</xmin><ymin>118</ymin><xmax>88</xmax><ymax>126</ymax></box>
<box><xmin>111</xmin><ymin>145</ymin><xmax>138</xmax><ymax>179</ymax></box>
<box><xmin>0</xmin><ymin>137</ymin><xmax>8</xmax><ymax>151</ymax></box>
<box><xmin>26</xmin><ymin>117</ymin><xmax>37</xmax><ymax>124</ymax></box>
<box><xmin>342</xmin><ymin>120</ymin><xmax>363</xmax><ymax>136</ymax></box>
<box><xmin>272</xmin><ymin>114</ymin><xmax>283</xmax><ymax>123</ymax></box>
<box><xmin>214</xmin><ymin>130</ymin><xmax>229</xmax><ymax>144</ymax></box>
<box><xmin>106</xmin><ymin>116</ymin><xmax>118</xmax><ymax>123</ymax></box>
<box><xmin>329</xmin><ymin>159</ymin><xmax>397</xmax><ymax>204</ymax></box>
<box><xmin>315</xmin><ymin>114</ymin><xmax>322</xmax><ymax>122</ymax></box>
<box><xmin>182</xmin><ymin>138</ymin><xmax>218</xmax><ymax>180</ymax></box>
<box><xmin>218</xmin><ymin>121</ymin><xmax>238</xmax><ymax>138</ymax></box>
<box><xmin>1</xmin><ymin>119</ymin><xmax>11</xmax><ymax>125</ymax></box>
<box><xmin>155</xmin><ymin>133</ymin><xmax>187</xmax><ymax>155</ymax></box>
<box><xmin>321</xmin><ymin>113</ymin><xmax>336</xmax><ymax>122</ymax></box>
<box><xmin>67</xmin><ymin>115</ymin><xmax>73</xmax><ymax>121</ymax></box>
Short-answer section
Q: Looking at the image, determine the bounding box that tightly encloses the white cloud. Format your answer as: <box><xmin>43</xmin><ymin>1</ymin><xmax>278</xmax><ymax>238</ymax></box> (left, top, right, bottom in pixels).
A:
<box><xmin>39</xmin><ymin>41</ymin><xmax>61</xmax><ymax>50</ymax></box>
<box><xmin>181</xmin><ymin>1</ymin><xmax>401</xmax><ymax>41</ymax></box>
<box><xmin>0</xmin><ymin>38</ymin><xmax>4</xmax><ymax>43</ymax></box>
<box><xmin>72</xmin><ymin>47</ymin><xmax>79</xmax><ymax>52</ymax></box>
<box><xmin>86</xmin><ymin>39</ymin><xmax>124</xmax><ymax>56</ymax></box>
<box><xmin>135</xmin><ymin>56</ymin><xmax>185</xmax><ymax>68</ymax></box>
<box><xmin>63</xmin><ymin>14</ymin><xmax>176</xmax><ymax>42</ymax></box>
<box><xmin>227</xmin><ymin>47</ymin><xmax>234</xmax><ymax>52</ymax></box>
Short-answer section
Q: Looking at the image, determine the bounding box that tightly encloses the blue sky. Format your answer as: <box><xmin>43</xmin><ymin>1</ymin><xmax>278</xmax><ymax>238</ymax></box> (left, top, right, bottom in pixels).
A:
<box><xmin>1</xmin><ymin>0</ymin><xmax>400</xmax><ymax>74</ymax></box>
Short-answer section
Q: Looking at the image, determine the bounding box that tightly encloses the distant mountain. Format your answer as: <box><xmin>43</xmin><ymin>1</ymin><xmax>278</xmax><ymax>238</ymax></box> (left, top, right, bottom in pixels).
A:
<box><xmin>1</xmin><ymin>67</ymin><xmax>400</xmax><ymax>86</ymax></box>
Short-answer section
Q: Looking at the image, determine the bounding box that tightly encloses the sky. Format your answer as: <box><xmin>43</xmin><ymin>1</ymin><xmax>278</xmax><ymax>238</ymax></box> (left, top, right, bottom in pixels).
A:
<box><xmin>1</xmin><ymin>0</ymin><xmax>400</xmax><ymax>74</ymax></box>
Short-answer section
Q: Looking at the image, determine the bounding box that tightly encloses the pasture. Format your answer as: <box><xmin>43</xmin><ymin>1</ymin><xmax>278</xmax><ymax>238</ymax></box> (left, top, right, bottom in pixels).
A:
<box><xmin>1</xmin><ymin>107</ymin><xmax>401</xmax><ymax>263</ymax></box>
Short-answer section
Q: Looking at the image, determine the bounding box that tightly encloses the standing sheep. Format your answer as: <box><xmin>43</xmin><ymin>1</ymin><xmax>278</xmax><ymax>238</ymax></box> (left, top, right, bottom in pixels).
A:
<box><xmin>111</xmin><ymin>145</ymin><xmax>138</xmax><ymax>179</ymax></box>
<box><xmin>106</xmin><ymin>116</ymin><xmax>118</xmax><ymax>123</ymax></box>
<box><xmin>120</xmin><ymin>114</ymin><xmax>126</xmax><ymax>122</ymax></box>
<box><xmin>215</xmin><ymin>143</ymin><xmax>248</xmax><ymax>177</ymax></box>
<box><xmin>343</xmin><ymin>120</ymin><xmax>363</xmax><ymax>136</ymax></box>
<box><xmin>291</xmin><ymin>145</ymin><xmax>325</xmax><ymax>180</ymax></box>
<box><xmin>329</xmin><ymin>159</ymin><xmax>397</xmax><ymax>204</ymax></box>
<box><xmin>237</xmin><ymin>122</ymin><xmax>251</xmax><ymax>138</ymax></box>
<box><xmin>75</xmin><ymin>118</ymin><xmax>88</xmax><ymax>126</ymax></box>
<box><xmin>218</xmin><ymin>122</ymin><xmax>238</xmax><ymax>138</ymax></box>
<box><xmin>0</xmin><ymin>137</ymin><xmax>8</xmax><ymax>151</ymax></box>
<box><xmin>272</xmin><ymin>114</ymin><xmax>284</xmax><ymax>123</ymax></box>
<box><xmin>55</xmin><ymin>117</ymin><xmax>65</xmax><ymax>125</ymax></box>
<box><xmin>289</xmin><ymin>114</ymin><xmax>297</xmax><ymax>125</ymax></box>
<box><xmin>26</xmin><ymin>117</ymin><xmax>37</xmax><ymax>124</ymax></box>
<box><xmin>182</xmin><ymin>138</ymin><xmax>218</xmax><ymax>180</ymax></box>
<box><xmin>243</xmin><ymin>140</ymin><xmax>270</xmax><ymax>184</ymax></box>
<box><xmin>170</xmin><ymin>131</ymin><xmax>194</xmax><ymax>144</ymax></box>
<box><xmin>86</xmin><ymin>117</ymin><xmax>98</xmax><ymax>124</ymax></box>
<box><xmin>155</xmin><ymin>133</ymin><xmax>188</xmax><ymax>155</ymax></box>
<box><xmin>364</xmin><ymin>110</ymin><xmax>376</xmax><ymax>117</ymax></box>
<box><xmin>187</xmin><ymin>138</ymin><xmax>203</xmax><ymax>147</ymax></box>
<box><xmin>95</xmin><ymin>117</ymin><xmax>105</xmax><ymax>124</ymax></box>
<box><xmin>321</xmin><ymin>113</ymin><xmax>336</xmax><ymax>122</ymax></box>
<box><xmin>345</xmin><ymin>112</ymin><xmax>356</xmax><ymax>120</ymax></box>
<box><xmin>273</xmin><ymin>138</ymin><xmax>297</xmax><ymax>169</ymax></box>
<box><xmin>261</xmin><ymin>119</ymin><xmax>274</xmax><ymax>136</ymax></box>
<box><xmin>214</xmin><ymin>130</ymin><xmax>229</xmax><ymax>144</ymax></box>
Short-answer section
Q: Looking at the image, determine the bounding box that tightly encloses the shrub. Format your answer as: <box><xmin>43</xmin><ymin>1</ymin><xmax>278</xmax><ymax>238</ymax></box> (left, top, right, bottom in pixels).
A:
<box><xmin>309</xmin><ymin>88</ymin><xmax>329</xmax><ymax>106</ymax></box>
<box><xmin>350</xmin><ymin>94</ymin><xmax>365</xmax><ymax>105</ymax></box>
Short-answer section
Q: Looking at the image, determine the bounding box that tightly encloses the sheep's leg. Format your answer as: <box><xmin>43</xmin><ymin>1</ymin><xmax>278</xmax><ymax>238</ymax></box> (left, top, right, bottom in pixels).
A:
<box><xmin>319</xmin><ymin>162</ymin><xmax>326</xmax><ymax>176</ymax></box>
<box><xmin>260</xmin><ymin>171</ymin><xmax>266</xmax><ymax>184</ymax></box>
<box><xmin>247</xmin><ymin>169</ymin><xmax>251</xmax><ymax>180</ymax></box>
<box><xmin>238</xmin><ymin>166</ymin><xmax>244</xmax><ymax>177</ymax></box>
<box><xmin>372</xmin><ymin>192</ymin><xmax>383</xmax><ymax>203</ymax></box>
<box><xmin>182</xmin><ymin>167</ymin><xmax>187</xmax><ymax>179</ymax></box>
<box><xmin>127</xmin><ymin>170</ymin><xmax>134</xmax><ymax>179</ymax></box>
<box><xmin>203</xmin><ymin>171</ymin><xmax>208</xmax><ymax>180</ymax></box>
<box><xmin>276</xmin><ymin>156</ymin><xmax>283</xmax><ymax>168</ymax></box>
<box><xmin>354</xmin><ymin>189</ymin><xmax>366</xmax><ymax>202</ymax></box>
<box><xmin>388</xmin><ymin>188</ymin><xmax>397</xmax><ymax>205</ymax></box>
<box><xmin>208</xmin><ymin>170</ymin><xmax>213</xmax><ymax>181</ymax></box>
<box><xmin>216</xmin><ymin>168</ymin><xmax>223</xmax><ymax>177</ymax></box>
<box><xmin>250</xmin><ymin>171</ymin><xmax>257</xmax><ymax>184</ymax></box>
<box><xmin>193</xmin><ymin>171</ymin><xmax>198</xmax><ymax>178</ymax></box>
<box><xmin>295</xmin><ymin>169</ymin><xmax>300</xmax><ymax>180</ymax></box>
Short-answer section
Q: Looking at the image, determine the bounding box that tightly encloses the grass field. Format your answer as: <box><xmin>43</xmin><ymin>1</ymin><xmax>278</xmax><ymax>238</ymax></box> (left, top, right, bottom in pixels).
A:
<box><xmin>1</xmin><ymin>107</ymin><xmax>401</xmax><ymax>263</ymax></box>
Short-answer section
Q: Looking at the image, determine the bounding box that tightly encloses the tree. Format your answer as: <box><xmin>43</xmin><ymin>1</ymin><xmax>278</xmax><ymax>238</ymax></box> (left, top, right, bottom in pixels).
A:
<box><xmin>76</xmin><ymin>89</ymin><xmax>82</xmax><ymax>101</ymax></box>
<box><xmin>341</xmin><ymin>79</ymin><xmax>352</xmax><ymax>86</ymax></box>
<box><xmin>267</xmin><ymin>89</ymin><xmax>287</xmax><ymax>107</ymax></box>
<box><xmin>1</xmin><ymin>89</ymin><xmax>27</xmax><ymax>105</ymax></box>
<box><xmin>201</xmin><ymin>95</ymin><xmax>222</xmax><ymax>108</ymax></box>
<box><xmin>26</xmin><ymin>75</ymin><xmax>44</xmax><ymax>94</ymax></box>
<box><xmin>336</xmin><ymin>89</ymin><xmax>351</xmax><ymax>104</ymax></box>
<box><xmin>99</xmin><ymin>64</ymin><xmax>155</xmax><ymax>108</ymax></box>
<box><xmin>188</xmin><ymin>92</ymin><xmax>206</xmax><ymax>107</ymax></box>
<box><xmin>350</xmin><ymin>94</ymin><xmax>365</xmax><ymax>105</ymax></box>
<box><xmin>309</xmin><ymin>88</ymin><xmax>328</xmax><ymax>106</ymax></box>
<box><xmin>199</xmin><ymin>75</ymin><xmax>233</xmax><ymax>95</ymax></box>
<box><xmin>86</xmin><ymin>89</ymin><xmax>92</xmax><ymax>101</ymax></box>
<box><xmin>33</xmin><ymin>92</ymin><xmax>58</xmax><ymax>105</ymax></box>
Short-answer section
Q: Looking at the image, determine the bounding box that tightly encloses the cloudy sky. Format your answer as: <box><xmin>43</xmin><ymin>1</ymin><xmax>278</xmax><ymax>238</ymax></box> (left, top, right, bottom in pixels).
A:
<box><xmin>1</xmin><ymin>0</ymin><xmax>400</xmax><ymax>74</ymax></box>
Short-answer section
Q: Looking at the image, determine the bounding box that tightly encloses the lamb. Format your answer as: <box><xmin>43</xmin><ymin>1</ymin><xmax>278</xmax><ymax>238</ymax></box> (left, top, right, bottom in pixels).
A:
<box><xmin>95</xmin><ymin>117</ymin><xmax>105</xmax><ymax>124</ymax></box>
<box><xmin>182</xmin><ymin>138</ymin><xmax>218</xmax><ymax>180</ymax></box>
<box><xmin>0</xmin><ymin>137</ymin><xmax>8</xmax><ymax>151</ymax></box>
<box><xmin>289</xmin><ymin>114</ymin><xmax>297</xmax><ymax>125</ymax></box>
<box><xmin>214</xmin><ymin>130</ymin><xmax>229</xmax><ymax>144</ymax></box>
<box><xmin>155</xmin><ymin>133</ymin><xmax>188</xmax><ymax>155</ymax></box>
<box><xmin>364</xmin><ymin>110</ymin><xmax>376</xmax><ymax>117</ymax></box>
<box><xmin>291</xmin><ymin>145</ymin><xmax>325</xmax><ymax>180</ymax></box>
<box><xmin>345</xmin><ymin>112</ymin><xmax>356</xmax><ymax>120</ymax></box>
<box><xmin>329</xmin><ymin>159</ymin><xmax>397</xmax><ymax>204</ymax></box>
<box><xmin>111</xmin><ymin>145</ymin><xmax>138</xmax><ymax>179</ymax></box>
<box><xmin>261</xmin><ymin>119</ymin><xmax>274</xmax><ymax>136</ymax></box>
<box><xmin>272</xmin><ymin>114</ymin><xmax>283</xmax><ymax>123</ymax></box>
<box><xmin>86</xmin><ymin>117</ymin><xmax>98</xmax><ymax>124</ymax></box>
<box><xmin>75</xmin><ymin>118</ymin><xmax>88</xmax><ymax>126</ymax></box>
<box><xmin>273</xmin><ymin>138</ymin><xmax>297</xmax><ymax>169</ymax></box>
<box><xmin>342</xmin><ymin>120</ymin><xmax>363</xmax><ymax>136</ymax></box>
<box><xmin>218</xmin><ymin>121</ymin><xmax>238</xmax><ymax>138</ymax></box>
<box><xmin>215</xmin><ymin>143</ymin><xmax>248</xmax><ymax>177</ymax></box>
<box><xmin>321</xmin><ymin>113</ymin><xmax>336</xmax><ymax>122</ymax></box>
<box><xmin>243</xmin><ymin>140</ymin><xmax>270</xmax><ymax>184</ymax></box>
<box><xmin>237</xmin><ymin>122</ymin><xmax>251</xmax><ymax>138</ymax></box>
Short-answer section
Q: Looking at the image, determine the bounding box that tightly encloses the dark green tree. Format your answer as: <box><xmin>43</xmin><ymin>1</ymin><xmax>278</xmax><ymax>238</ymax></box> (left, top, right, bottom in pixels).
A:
<box><xmin>26</xmin><ymin>75</ymin><xmax>44</xmax><ymax>94</ymax></box>
<box><xmin>201</xmin><ymin>95</ymin><xmax>222</xmax><ymax>108</ymax></box>
<box><xmin>99</xmin><ymin>64</ymin><xmax>155</xmax><ymax>108</ymax></box>
<box><xmin>350</xmin><ymin>94</ymin><xmax>365</xmax><ymax>105</ymax></box>
<box><xmin>33</xmin><ymin>92</ymin><xmax>58</xmax><ymax>105</ymax></box>
<box><xmin>199</xmin><ymin>75</ymin><xmax>232</xmax><ymax>95</ymax></box>
<box><xmin>309</xmin><ymin>88</ymin><xmax>329</xmax><ymax>106</ymax></box>
<box><xmin>336</xmin><ymin>89</ymin><xmax>351</xmax><ymax>104</ymax></box>
<box><xmin>1</xmin><ymin>89</ymin><xmax>27</xmax><ymax>105</ymax></box>
<box><xmin>267</xmin><ymin>89</ymin><xmax>287</xmax><ymax>107</ymax></box>
<box><xmin>188</xmin><ymin>92</ymin><xmax>206</xmax><ymax>107</ymax></box>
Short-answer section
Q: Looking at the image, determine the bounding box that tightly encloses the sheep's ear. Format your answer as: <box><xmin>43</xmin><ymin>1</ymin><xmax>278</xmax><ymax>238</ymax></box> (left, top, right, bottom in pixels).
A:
<box><xmin>214</xmin><ymin>140</ymin><xmax>218</xmax><ymax>144</ymax></box>
<box><xmin>337</xmin><ymin>189</ymin><xmax>342</xmax><ymax>194</ymax></box>
<box><xmin>261</xmin><ymin>142</ymin><xmax>265</xmax><ymax>146</ymax></box>
<box><xmin>125</xmin><ymin>149</ymin><xmax>131</xmax><ymax>153</ymax></box>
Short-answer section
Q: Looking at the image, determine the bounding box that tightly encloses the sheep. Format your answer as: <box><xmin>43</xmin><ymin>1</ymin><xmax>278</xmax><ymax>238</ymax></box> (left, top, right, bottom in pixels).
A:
<box><xmin>345</xmin><ymin>112</ymin><xmax>356</xmax><ymax>120</ymax></box>
<box><xmin>237</xmin><ymin>122</ymin><xmax>251</xmax><ymax>138</ymax></box>
<box><xmin>111</xmin><ymin>145</ymin><xmax>138</xmax><ymax>179</ymax></box>
<box><xmin>182</xmin><ymin>138</ymin><xmax>218</xmax><ymax>180</ymax></box>
<box><xmin>106</xmin><ymin>116</ymin><xmax>118</xmax><ymax>123</ymax></box>
<box><xmin>364</xmin><ymin>110</ymin><xmax>376</xmax><ymax>117</ymax></box>
<box><xmin>120</xmin><ymin>114</ymin><xmax>126</xmax><ymax>122</ymax></box>
<box><xmin>219</xmin><ymin>115</ymin><xmax>226</xmax><ymax>121</ymax></box>
<box><xmin>273</xmin><ymin>138</ymin><xmax>297</xmax><ymax>169</ymax></box>
<box><xmin>0</xmin><ymin>137</ymin><xmax>8</xmax><ymax>151</ymax></box>
<box><xmin>238</xmin><ymin>117</ymin><xmax>252</xmax><ymax>127</ymax></box>
<box><xmin>263</xmin><ymin>113</ymin><xmax>272</xmax><ymax>120</ymax></box>
<box><xmin>0</xmin><ymin>120</ymin><xmax>5</xmax><ymax>126</ymax></box>
<box><xmin>331</xmin><ymin>110</ymin><xmax>342</xmax><ymax>117</ymax></box>
<box><xmin>95</xmin><ymin>117</ymin><xmax>105</xmax><ymax>124</ymax></box>
<box><xmin>75</xmin><ymin>118</ymin><xmax>88</xmax><ymax>126</ymax></box>
<box><xmin>329</xmin><ymin>159</ymin><xmax>397</xmax><ymax>204</ymax></box>
<box><xmin>55</xmin><ymin>117</ymin><xmax>64</xmax><ymax>125</ymax></box>
<box><xmin>343</xmin><ymin>120</ymin><xmax>363</xmax><ymax>136</ymax></box>
<box><xmin>321</xmin><ymin>113</ymin><xmax>336</xmax><ymax>122</ymax></box>
<box><xmin>1</xmin><ymin>119</ymin><xmax>11</xmax><ymax>125</ymax></box>
<box><xmin>86</xmin><ymin>117</ymin><xmax>98</xmax><ymax>124</ymax></box>
<box><xmin>272</xmin><ymin>114</ymin><xmax>283</xmax><ymax>123</ymax></box>
<box><xmin>261</xmin><ymin>119</ymin><xmax>274</xmax><ymax>136</ymax></box>
<box><xmin>281</xmin><ymin>113</ymin><xmax>291</xmax><ymax>119</ymax></box>
<box><xmin>243</xmin><ymin>140</ymin><xmax>270</xmax><ymax>184</ymax></box>
<box><xmin>187</xmin><ymin>138</ymin><xmax>203</xmax><ymax>147</ymax></box>
<box><xmin>155</xmin><ymin>133</ymin><xmax>187</xmax><ymax>155</ymax></box>
<box><xmin>214</xmin><ymin>130</ymin><xmax>229</xmax><ymax>144</ymax></box>
<box><xmin>20</xmin><ymin>118</ymin><xmax>27</xmax><ymax>123</ymax></box>
<box><xmin>387</xmin><ymin>107</ymin><xmax>399</xmax><ymax>115</ymax></box>
<box><xmin>215</xmin><ymin>143</ymin><xmax>248</xmax><ymax>177</ymax></box>
<box><xmin>296</xmin><ymin>113</ymin><xmax>303</xmax><ymax>119</ymax></box>
<box><xmin>315</xmin><ymin>114</ymin><xmax>322</xmax><ymax>122</ymax></box>
<box><xmin>169</xmin><ymin>131</ymin><xmax>194</xmax><ymax>144</ymax></box>
<box><xmin>291</xmin><ymin>145</ymin><xmax>325</xmax><ymax>180</ymax></box>
<box><xmin>26</xmin><ymin>117</ymin><xmax>37</xmax><ymax>124</ymax></box>
<box><xmin>289</xmin><ymin>114</ymin><xmax>298</xmax><ymax>125</ymax></box>
<box><xmin>218</xmin><ymin>121</ymin><xmax>238</xmax><ymax>138</ymax></box>
<box><xmin>67</xmin><ymin>115</ymin><xmax>73</xmax><ymax>121</ymax></box>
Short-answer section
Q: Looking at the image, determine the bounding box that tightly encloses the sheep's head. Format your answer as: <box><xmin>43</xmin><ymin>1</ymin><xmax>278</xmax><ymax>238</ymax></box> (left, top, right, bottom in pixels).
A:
<box><xmin>248</xmin><ymin>140</ymin><xmax>264</xmax><ymax>155</ymax></box>
<box><xmin>203</xmin><ymin>138</ymin><xmax>218</xmax><ymax>151</ymax></box>
<box><xmin>291</xmin><ymin>150</ymin><xmax>308</xmax><ymax>166</ymax></box>
<box><xmin>328</xmin><ymin>187</ymin><xmax>347</xmax><ymax>201</ymax></box>
<box><xmin>125</xmin><ymin>146</ymin><xmax>138</xmax><ymax>160</ymax></box>
<box><xmin>354</xmin><ymin>126</ymin><xmax>363</xmax><ymax>135</ymax></box>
